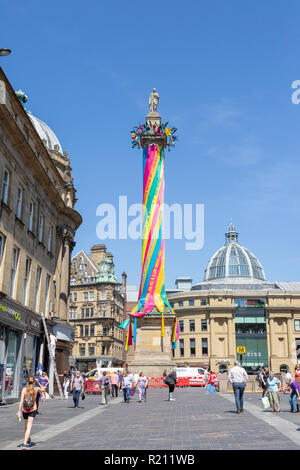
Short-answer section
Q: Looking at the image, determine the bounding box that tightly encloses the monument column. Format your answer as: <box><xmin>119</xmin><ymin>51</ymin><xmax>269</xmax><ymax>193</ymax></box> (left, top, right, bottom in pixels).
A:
<box><xmin>126</xmin><ymin>89</ymin><xmax>178</xmax><ymax>376</ymax></box>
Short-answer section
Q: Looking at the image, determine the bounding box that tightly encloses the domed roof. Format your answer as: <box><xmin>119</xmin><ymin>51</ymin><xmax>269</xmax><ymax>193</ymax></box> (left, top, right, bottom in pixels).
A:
<box><xmin>203</xmin><ymin>221</ymin><xmax>266</xmax><ymax>282</ymax></box>
<box><xmin>28</xmin><ymin>114</ymin><xmax>63</xmax><ymax>154</ymax></box>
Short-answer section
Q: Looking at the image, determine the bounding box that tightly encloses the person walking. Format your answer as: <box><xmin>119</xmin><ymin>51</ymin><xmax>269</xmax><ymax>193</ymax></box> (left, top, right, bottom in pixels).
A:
<box><xmin>63</xmin><ymin>374</ymin><xmax>70</xmax><ymax>400</ymax></box>
<box><xmin>122</xmin><ymin>371</ymin><xmax>133</xmax><ymax>403</ymax></box>
<box><xmin>260</xmin><ymin>367</ymin><xmax>269</xmax><ymax>398</ymax></box>
<box><xmin>293</xmin><ymin>364</ymin><xmax>300</xmax><ymax>384</ymax></box>
<box><xmin>110</xmin><ymin>371</ymin><xmax>119</xmax><ymax>398</ymax></box>
<box><xmin>283</xmin><ymin>368</ymin><xmax>293</xmax><ymax>395</ymax></box>
<box><xmin>16</xmin><ymin>376</ymin><xmax>45</xmax><ymax>450</ymax></box>
<box><xmin>204</xmin><ymin>367</ymin><xmax>210</xmax><ymax>389</ymax></box>
<box><xmin>267</xmin><ymin>372</ymin><xmax>282</xmax><ymax>412</ymax></box>
<box><xmin>284</xmin><ymin>379</ymin><xmax>300</xmax><ymax>412</ymax></box>
<box><xmin>40</xmin><ymin>372</ymin><xmax>49</xmax><ymax>401</ymax></box>
<box><xmin>99</xmin><ymin>371</ymin><xmax>110</xmax><ymax>405</ymax></box>
<box><xmin>165</xmin><ymin>368</ymin><xmax>177</xmax><ymax>401</ymax></box>
<box><xmin>228</xmin><ymin>360</ymin><xmax>249</xmax><ymax>414</ymax></box>
<box><xmin>137</xmin><ymin>372</ymin><xmax>148</xmax><ymax>402</ymax></box>
<box><xmin>70</xmin><ymin>370</ymin><xmax>84</xmax><ymax>408</ymax></box>
<box><xmin>133</xmin><ymin>370</ymin><xmax>139</xmax><ymax>386</ymax></box>
<box><xmin>34</xmin><ymin>371</ymin><xmax>43</xmax><ymax>414</ymax></box>
<box><xmin>206</xmin><ymin>370</ymin><xmax>217</xmax><ymax>395</ymax></box>
<box><xmin>117</xmin><ymin>370</ymin><xmax>123</xmax><ymax>391</ymax></box>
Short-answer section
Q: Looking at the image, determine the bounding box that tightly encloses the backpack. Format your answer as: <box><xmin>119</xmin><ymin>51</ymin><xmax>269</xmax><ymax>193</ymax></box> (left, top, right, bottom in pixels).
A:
<box><xmin>23</xmin><ymin>395</ymin><xmax>34</xmax><ymax>410</ymax></box>
<box><xmin>256</xmin><ymin>374</ymin><xmax>262</xmax><ymax>385</ymax></box>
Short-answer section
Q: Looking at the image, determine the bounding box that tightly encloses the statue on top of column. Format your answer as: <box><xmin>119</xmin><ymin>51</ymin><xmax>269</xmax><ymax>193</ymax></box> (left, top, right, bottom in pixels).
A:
<box><xmin>149</xmin><ymin>88</ymin><xmax>160</xmax><ymax>113</ymax></box>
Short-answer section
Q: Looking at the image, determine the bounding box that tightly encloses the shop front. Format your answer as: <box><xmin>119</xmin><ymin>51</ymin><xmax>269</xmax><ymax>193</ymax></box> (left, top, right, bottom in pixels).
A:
<box><xmin>234</xmin><ymin>299</ymin><xmax>268</xmax><ymax>374</ymax></box>
<box><xmin>0</xmin><ymin>296</ymin><xmax>44</xmax><ymax>403</ymax></box>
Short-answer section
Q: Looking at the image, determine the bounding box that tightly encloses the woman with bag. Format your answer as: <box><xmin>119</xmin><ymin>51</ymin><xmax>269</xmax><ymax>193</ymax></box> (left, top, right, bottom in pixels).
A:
<box><xmin>137</xmin><ymin>372</ymin><xmax>148</xmax><ymax>402</ymax></box>
<box><xmin>206</xmin><ymin>370</ymin><xmax>217</xmax><ymax>395</ymax></box>
<box><xmin>267</xmin><ymin>372</ymin><xmax>282</xmax><ymax>412</ymax></box>
<box><xmin>16</xmin><ymin>376</ymin><xmax>45</xmax><ymax>450</ymax></box>
<box><xmin>164</xmin><ymin>368</ymin><xmax>177</xmax><ymax>401</ymax></box>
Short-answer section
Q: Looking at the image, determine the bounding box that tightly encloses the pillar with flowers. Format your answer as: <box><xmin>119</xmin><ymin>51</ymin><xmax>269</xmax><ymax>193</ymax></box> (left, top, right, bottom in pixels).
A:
<box><xmin>123</xmin><ymin>89</ymin><xmax>179</xmax><ymax>376</ymax></box>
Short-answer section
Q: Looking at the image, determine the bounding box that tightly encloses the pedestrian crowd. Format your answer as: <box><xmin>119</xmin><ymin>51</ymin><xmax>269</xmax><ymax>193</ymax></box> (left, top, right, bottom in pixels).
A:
<box><xmin>16</xmin><ymin>362</ymin><xmax>300</xmax><ymax>450</ymax></box>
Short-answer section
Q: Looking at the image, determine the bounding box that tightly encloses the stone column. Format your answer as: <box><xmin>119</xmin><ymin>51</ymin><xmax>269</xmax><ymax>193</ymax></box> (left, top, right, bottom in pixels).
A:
<box><xmin>209</xmin><ymin>314</ymin><xmax>216</xmax><ymax>370</ymax></box>
<box><xmin>58</xmin><ymin>229</ymin><xmax>74</xmax><ymax>321</ymax></box>
<box><xmin>287</xmin><ymin>316</ymin><xmax>296</xmax><ymax>363</ymax></box>
<box><xmin>228</xmin><ymin>315</ymin><xmax>236</xmax><ymax>358</ymax></box>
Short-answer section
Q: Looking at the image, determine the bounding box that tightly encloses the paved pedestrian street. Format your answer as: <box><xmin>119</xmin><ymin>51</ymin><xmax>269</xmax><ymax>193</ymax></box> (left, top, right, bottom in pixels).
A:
<box><xmin>1</xmin><ymin>388</ymin><xmax>300</xmax><ymax>450</ymax></box>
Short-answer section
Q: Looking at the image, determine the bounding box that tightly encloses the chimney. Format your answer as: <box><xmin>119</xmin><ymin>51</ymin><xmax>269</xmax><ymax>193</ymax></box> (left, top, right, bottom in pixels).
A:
<box><xmin>90</xmin><ymin>245</ymin><xmax>106</xmax><ymax>266</ymax></box>
<box><xmin>122</xmin><ymin>272</ymin><xmax>127</xmax><ymax>292</ymax></box>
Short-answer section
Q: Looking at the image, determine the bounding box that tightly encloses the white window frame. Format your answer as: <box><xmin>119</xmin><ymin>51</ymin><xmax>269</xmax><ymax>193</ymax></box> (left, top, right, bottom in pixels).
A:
<box><xmin>34</xmin><ymin>266</ymin><xmax>42</xmax><ymax>312</ymax></box>
<box><xmin>38</xmin><ymin>215</ymin><xmax>44</xmax><ymax>243</ymax></box>
<box><xmin>2</xmin><ymin>170</ymin><xmax>9</xmax><ymax>205</ymax></box>
<box><xmin>23</xmin><ymin>257</ymin><xmax>31</xmax><ymax>306</ymax></box>
<box><xmin>44</xmin><ymin>274</ymin><xmax>50</xmax><ymax>314</ymax></box>
<box><xmin>29</xmin><ymin>202</ymin><xmax>34</xmax><ymax>232</ymax></box>
<box><xmin>10</xmin><ymin>247</ymin><xmax>19</xmax><ymax>298</ymax></box>
<box><xmin>101</xmin><ymin>290</ymin><xmax>106</xmax><ymax>300</ymax></box>
<box><xmin>295</xmin><ymin>320</ymin><xmax>300</xmax><ymax>332</ymax></box>
<box><xmin>89</xmin><ymin>291</ymin><xmax>94</xmax><ymax>301</ymax></box>
<box><xmin>47</xmin><ymin>225</ymin><xmax>52</xmax><ymax>253</ymax></box>
<box><xmin>16</xmin><ymin>187</ymin><xmax>23</xmax><ymax>219</ymax></box>
<box><xmin>0</xmin><ymin>233</ymin><xmax>6</xmax><ymax>274</ymax></box>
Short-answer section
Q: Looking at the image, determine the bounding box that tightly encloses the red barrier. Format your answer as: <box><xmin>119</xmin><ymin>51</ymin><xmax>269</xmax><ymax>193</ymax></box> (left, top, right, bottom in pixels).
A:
<box><xmin>85</xmin><ymin>376</ymin><xmax>209</xmax><ymax>391</ymax></box>
<box><xmin>189</xmin><ymin>376</ymin><xmax>206</xmax><ymax>386</ymax></box>
<box><xmin>85</xmin><ymin>379</ymin><xmax>101</xmax><ymax>393</ymax></box>
<box><xmin>146</xmin><ymin>376</ymin><xmax>207</xmax><ymax>387</ymax></box>
<box><xmin>177</xmin><ymin>377</ymin><xmax>190</xmax><ymax>387</ymax></box>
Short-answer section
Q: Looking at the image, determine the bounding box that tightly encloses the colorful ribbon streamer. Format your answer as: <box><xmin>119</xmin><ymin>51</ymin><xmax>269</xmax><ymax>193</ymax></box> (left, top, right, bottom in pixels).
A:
<box><xmin>130</xmin><ymin>144</ymin><xmax>174</xmax><ymax>317</ymax></box>
<box><xmin>125</xmin><ymin>320</ymin><xmax>133</xmax><ymax>350</ymax></box>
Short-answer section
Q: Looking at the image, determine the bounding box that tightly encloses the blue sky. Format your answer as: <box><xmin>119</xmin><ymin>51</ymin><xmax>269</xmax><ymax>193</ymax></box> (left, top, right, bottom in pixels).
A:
<box><xmin>2</xmin><ymin>1</ymin><xmax>300</xmax><ymax>287</ymax></box>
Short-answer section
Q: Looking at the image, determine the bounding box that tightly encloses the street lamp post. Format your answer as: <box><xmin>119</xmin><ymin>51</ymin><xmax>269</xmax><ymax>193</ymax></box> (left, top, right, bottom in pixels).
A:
<box><xmin>0</xmin><ymin>49</ymin><xmax>11</xmax><ymax>57</ymax></box>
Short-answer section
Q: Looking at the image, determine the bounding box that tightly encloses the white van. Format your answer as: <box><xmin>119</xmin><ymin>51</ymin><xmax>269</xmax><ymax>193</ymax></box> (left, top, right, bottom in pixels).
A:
<box><xmin>175</xmin><ymin>367</ymin><xmax>205</xmax><ymax>378</ymax></box>
<box><xmin>174</xmin><ymin>367</ymin><xmax>207</xmax><ymax>387</ymax></box>
<box><xmin>85</xmin><ymin>368</ymin><xmax>124</xmax><ymax>380</ymax></box>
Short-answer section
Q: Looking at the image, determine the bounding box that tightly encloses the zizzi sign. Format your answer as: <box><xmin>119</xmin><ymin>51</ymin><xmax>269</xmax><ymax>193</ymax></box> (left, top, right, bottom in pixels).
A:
<box><xmin>0</xmin><ymin>303</ymin><xmax>21</xmax><ymax>321</ymax></box>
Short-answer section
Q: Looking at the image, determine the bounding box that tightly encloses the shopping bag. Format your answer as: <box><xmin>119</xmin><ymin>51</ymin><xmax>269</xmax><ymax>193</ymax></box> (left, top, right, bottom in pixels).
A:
<box><xmin>130</xmin><ymin>388</ymin><xmax>135</xmax><ymax>397</ymax></box>
<box><xmin>262</xmin><ymin>396</ymin><xmax>271</xmax><ymax>409</ymax></box>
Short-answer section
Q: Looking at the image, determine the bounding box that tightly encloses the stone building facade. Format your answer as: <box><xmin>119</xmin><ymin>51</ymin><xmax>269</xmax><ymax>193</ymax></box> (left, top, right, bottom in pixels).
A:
<box><xmin>0</xmin><ymin>68</ymin><xmax>82</xmax><ymax>401</ymax></box>
<box><xmin>167</xmin><ymin>223</ymin><xmax>300</xmax><ymax>375</ymax></box>
<box><xmin>69</xmin><ymin>245</ymin><xmax>126</xmax><ymax>371</ymax></box>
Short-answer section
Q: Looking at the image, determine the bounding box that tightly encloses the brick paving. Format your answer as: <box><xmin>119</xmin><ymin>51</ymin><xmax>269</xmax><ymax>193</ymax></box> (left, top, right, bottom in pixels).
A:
<box><xmin>1</xmin><ymin>388</ymin><xmax>300</xmax><ymax>450</ymax></box>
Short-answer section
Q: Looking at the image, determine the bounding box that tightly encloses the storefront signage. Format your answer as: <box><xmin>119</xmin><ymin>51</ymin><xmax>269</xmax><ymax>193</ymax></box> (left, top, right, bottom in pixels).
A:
<box><xmin>0</xmin><ymin>303</ymin><xmax>21</xmax><ymax>321</ymax></box>
<box><xmin>29</xmin><ymin>319</ymin><xmax>40</xmax><ymax>329</ymax></box>
<box><xmin>216</xmin><ymin>359</ymin><xmax>230</xmax><ymax>364</ymax></box>
<box><xmin>237</xmin><ymin>346</ymin><xmax>246</xmax><ymax>354</ymax></box>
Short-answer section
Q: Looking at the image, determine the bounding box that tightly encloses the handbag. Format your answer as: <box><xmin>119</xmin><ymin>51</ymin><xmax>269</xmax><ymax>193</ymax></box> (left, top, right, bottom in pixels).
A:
<box><xmin>81</xmin><ymin>391</ymin><xmax>85</xmax><ymax>400</ymax></box>
<box><xmin>129</xmin><ymin>387</ymin><xmax>135</xmax><ymax>397</ymax></box>
<box><xmin>261</xmin><ymin>396</ymin><xmax>271</xmax><ymax>409</ymax></box>
<box><xmin>164</xmin><ymin>377</ymin><xmax>170</xmax><ymax>385</ymax></box>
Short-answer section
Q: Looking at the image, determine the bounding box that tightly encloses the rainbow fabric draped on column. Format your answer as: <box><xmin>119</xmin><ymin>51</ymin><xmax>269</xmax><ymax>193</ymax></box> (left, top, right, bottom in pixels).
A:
<box><xmin>130</xmin><ymin>144</ymin><xmax>174</xmax><ymax>318</ymax></box>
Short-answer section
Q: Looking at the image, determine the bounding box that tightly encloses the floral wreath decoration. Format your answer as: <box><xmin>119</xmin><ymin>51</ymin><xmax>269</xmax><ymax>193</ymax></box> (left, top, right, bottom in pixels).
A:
<box><xmin>131</xmin><ymin>121</ymin><xmax>178</xmax><ymax>151</ymax></box>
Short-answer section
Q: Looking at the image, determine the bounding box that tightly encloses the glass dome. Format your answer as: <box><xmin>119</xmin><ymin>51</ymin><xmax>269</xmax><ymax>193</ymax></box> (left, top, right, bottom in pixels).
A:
<box><xmin>28</xmin><ymin>114</ymin><xmax>63</xmax><ymax>154</ymax></box>
<box><xmin>204</xmin><ymin>222</ymin><xmax>266</xmax><ymax>282</ymax></box>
